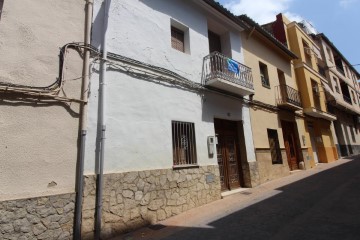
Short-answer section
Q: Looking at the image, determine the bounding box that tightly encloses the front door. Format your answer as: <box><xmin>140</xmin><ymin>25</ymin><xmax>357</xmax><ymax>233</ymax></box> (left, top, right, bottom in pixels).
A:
<box><xmin>214</xmin><ymin>119</ymin><xmax>243</xmax><ymax>191</ymax></box>
<box><xmin>281</xmin><ymin>121</ymin><xmax>299</xmax><ymax>170</ymax></box>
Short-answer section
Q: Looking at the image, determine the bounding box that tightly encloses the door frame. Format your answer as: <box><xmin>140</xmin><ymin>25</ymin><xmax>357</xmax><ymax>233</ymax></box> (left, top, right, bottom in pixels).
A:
<box><xmin>281</xmin><ymin>120</ymin><xmax>300</xmax><ymax>171</ymax></box>
<box><xmin>214</xmin><ymin>118</ymin><xmax>244</xmax><ymax>192</ymax></box>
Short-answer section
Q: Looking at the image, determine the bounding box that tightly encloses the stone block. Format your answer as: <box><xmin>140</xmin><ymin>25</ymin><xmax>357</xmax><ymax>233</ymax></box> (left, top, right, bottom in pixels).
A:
<box><xmin>122</xmin><ymin>190</ymin><xmax>134</xmax><ymax>199</ymax></box>
<box><xmin>109</xmin><ymin>204</ymin><xmax>124</xmax><ymax>217</ymax></box>
<box><xmin>123</xmin><ymin>172</ymin><xmax>138</xmax><ymax>184</ymax></box>
<box><xmin>104</xmin><ymin>212</ymin><xmax>122</xmax><ymax>223</ymax></box>
<box><xmin>32</xmin><ymin>223</ymin><xmax>46</xmax><ymax>236</ymax></box>
<box><xmin>140</xmin><ymin>193</ymin><xmax>150</xmax><ymax>206</ymax></box>
<box><xmin>157</xmin><ymin>209</ymin><xmax>166</xmax><ymax>221</ymax></box>
<box><xmin>63</xmin><ymin>202</ymin><xmax>74</xmax><ymax>213</ymax></box>
<box><xmin>116</xmin><ymin>194</ymin><xmax>123</xmax><ymax>204</ymax></box>
<box><xmin>148</xmin><ymin>199</ymin><xmax>163</xmax><ymax>211</ymax></box>
<box><xmin>135</xmin><ymin>191</ymin><xmax>143</xmax><ymax>201</ymax></box>
<box><xmin>130</xmin><ymin>208</ymin><xmax>140</xmax><ymax>220</ymax></box>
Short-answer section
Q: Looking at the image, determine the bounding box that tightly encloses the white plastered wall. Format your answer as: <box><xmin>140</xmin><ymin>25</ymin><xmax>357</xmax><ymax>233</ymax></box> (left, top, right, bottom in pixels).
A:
<box><xmin>85</xmin><ymin>0</ymin><xmax>256</xmax><ymax>174</ymax></box>
<box><xmin>0</xmin><ymin>0</ymin><xmax>84</xmax><ymax>201</ymax></box>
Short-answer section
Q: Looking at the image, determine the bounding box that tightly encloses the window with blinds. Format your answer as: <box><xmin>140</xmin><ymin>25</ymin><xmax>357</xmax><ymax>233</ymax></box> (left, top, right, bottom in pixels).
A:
<box><xmin>267</xmin><ymin>129</ymin><xmax>283</xmax><ymax>164</ymax></box>
<box><xmin>172</xmin><ymin>121</ymin><xmax>197</xmax><ymax>166</ymax></box>
<box><xmin>171</xmin><ymin>26</ymin><xmax>185</xmax><ymax>52</ymax></box>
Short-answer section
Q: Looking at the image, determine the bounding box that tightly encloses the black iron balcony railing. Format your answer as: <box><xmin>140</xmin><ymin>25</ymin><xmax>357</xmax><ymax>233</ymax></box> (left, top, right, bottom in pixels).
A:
<box><xmin>202</xmin><ymin>51</ymin><xmax>254</xmax><ymax>90</ymax></box>
<box><xmin>275</xmin><ymin>84</ymin><xmax>302</xmax><ymax>107</ymax></box>
<box><xmin>343</xmin><ymin>94</ymin><xmax>352</xmax><ymax>104</ymax></box>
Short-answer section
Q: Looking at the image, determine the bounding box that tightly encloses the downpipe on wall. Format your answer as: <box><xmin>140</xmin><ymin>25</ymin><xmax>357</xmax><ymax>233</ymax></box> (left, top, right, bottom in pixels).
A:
<box><xmin>74</xmin><ymin>0</ymin><xmax>93</xmax><ymax>239</ymax></box>
<box><xmin>95</xmin><ymin>0</ymin><xmax>111</xmax><ymax>239</ymax></box>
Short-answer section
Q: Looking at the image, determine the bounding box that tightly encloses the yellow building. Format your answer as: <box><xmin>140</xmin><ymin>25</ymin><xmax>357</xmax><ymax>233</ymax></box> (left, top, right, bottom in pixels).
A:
<box><xmin>264</xmin><ymin>14</ymin><xmax>338</xmax><ymax>166</ymax></box>
<box><xmin>239</xmin><ymin>15</ymin><xmax>309</xmax><ymax>184</ymax></box>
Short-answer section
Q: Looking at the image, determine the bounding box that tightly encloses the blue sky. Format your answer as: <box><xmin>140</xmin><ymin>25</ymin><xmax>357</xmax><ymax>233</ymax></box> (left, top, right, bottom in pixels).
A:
<box><xmin>218</xmin><ymin>0</ymin><xmax>360</xmax><ymax>73</ymax></box>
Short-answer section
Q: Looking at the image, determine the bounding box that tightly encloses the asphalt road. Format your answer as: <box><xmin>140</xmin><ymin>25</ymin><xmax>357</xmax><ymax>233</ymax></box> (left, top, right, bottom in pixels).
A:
<box><xmin>115</xmin><ymin>156</ymin><xmax>360</xmax><ymax>240</ymax></box>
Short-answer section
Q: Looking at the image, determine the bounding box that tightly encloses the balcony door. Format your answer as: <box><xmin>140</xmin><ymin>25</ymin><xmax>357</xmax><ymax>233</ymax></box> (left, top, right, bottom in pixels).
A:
<box><xmin>208</xmin><ymin>30</ymin><xmax>222</xmax><ymax>53</ymax></box>
<box><xmin>214</xmin><ymin>119</ymin><xmax>244</xmax><ymax>192</ymax></box>
<box><xmin>281</xmin><ymin>121</ymin><xmax>299</xmax><ymax>170</ymax></box>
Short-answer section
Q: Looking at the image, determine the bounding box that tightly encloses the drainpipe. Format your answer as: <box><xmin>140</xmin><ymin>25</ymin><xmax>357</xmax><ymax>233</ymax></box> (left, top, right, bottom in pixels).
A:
<box><xmin>74</xmin><ymin>0</ymin><xmax>93</xmax><ymax>239</ymax></box>
<box><xmin>95</xmin><ymin>0</ymin><xmax>111</xmax><ymax>239</ymax></box>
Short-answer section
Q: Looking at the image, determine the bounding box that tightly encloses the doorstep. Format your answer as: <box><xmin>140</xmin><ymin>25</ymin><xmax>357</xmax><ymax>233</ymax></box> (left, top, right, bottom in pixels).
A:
<box><xmin>290</xmin><ymin>169</ymin><xmax>303</xmax><ymax>174</ymax></box>
<box><xmin>221</xmin><ymin>188</ymin><xmax>250</xmax><ymax>198</ymax></box>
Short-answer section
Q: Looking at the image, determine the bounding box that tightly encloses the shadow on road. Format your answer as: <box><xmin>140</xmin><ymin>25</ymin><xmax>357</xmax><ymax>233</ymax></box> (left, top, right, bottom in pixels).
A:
<box><xmin>148</xmin><ymin>156</ymin><xmax>360</xmax><ymax>240</ymax></box>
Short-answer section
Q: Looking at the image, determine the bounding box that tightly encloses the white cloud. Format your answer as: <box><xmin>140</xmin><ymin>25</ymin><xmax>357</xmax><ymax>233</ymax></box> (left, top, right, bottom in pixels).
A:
<box><xmin>223</xmin><ymin>0</ymin><xmax>290</xmax><ymax>24</ymax></box>
<box><xmin>339</xmin><ymin>0</ymin><xmax>358</xmax><ymax>8</ymax></box>
<box><xmin>284</xmin><ymin>12</ymin><xmax>303</xmax><ymax>23</ymax></box>
<box><xmin>222</xmin><ymin>0</ymin><xmax>303</xmax><ymax>24</ymax></box>
<box><xmin>221</xmin><ymin>0</ymin><xmax>321</xmax><ymax>33</ymax></box>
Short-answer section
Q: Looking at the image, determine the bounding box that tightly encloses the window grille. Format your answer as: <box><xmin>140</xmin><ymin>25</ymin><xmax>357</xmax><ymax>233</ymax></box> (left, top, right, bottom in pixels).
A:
<box><xmin>172</xmin><ymin>121</ymin><xmax>197</xmax><ymax>166</ymax></box>
<box><xmin>171</xmin><ymin>27</ymin><xmax>185</xmax><ymax>52</ymax></box>
<box><xmin>259</xmin><ymin>62</ymin><xmax>270</xmax><ymax>87</ymax></box>
<box><xmin>267</xmin><ymin>129</ymin><xmax>282</xmax><ymax>164</ymax></box>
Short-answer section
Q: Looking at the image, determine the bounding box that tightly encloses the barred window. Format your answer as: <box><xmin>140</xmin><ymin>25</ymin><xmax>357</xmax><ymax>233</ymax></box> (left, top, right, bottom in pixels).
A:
<box><xmin>267</xmin><ymin>129</ymin><xmax>282</xmax><ymax>164</ymax></box>
<box><xmin>259</xmin><ymin>62</ymin><xmax>270</xmax><ymax>88</ymax></box>
<box><xmin>172</xmin><ymin>121</ymin><xmax>197</xmax><ymax>166</ymax></box>
<box><xmin>171</xmin><ymin>26</ymin><xmax>185</xmax><ymax>52</ymax></box>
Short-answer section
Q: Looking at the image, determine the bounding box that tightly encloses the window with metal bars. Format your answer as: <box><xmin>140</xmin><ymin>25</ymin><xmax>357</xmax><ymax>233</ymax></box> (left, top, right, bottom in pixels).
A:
<box><xmin>259</xmin><ymin>62</ymin><xmax>270</xmax><ymax>88</ymax></box>
<box><xmin>172</xmin><ymin>121</ymin><xmax>197</xmax><ymax>166</ymax></box>
<box><xmin>267</xmin><ymin>129</ymin><xmax>283</xmax><ymax>164</ymax></box>
<box><xmin>171</xmin><ymin>26</ymin><xmax>185</xmax><ymax>52</ymax></box>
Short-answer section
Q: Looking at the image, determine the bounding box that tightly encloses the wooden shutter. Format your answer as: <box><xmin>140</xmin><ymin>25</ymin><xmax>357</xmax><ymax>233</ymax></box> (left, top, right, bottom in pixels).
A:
<box><xmin>171</xmin><ymin>27</ymin><xmax>185</xmax><ymax>52</ymax></box>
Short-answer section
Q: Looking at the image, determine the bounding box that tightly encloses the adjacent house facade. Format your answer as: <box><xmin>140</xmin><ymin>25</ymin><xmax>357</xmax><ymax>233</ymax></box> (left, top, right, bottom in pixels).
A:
<box><xmin>239</xmin><ymin>15</ymin><xmax>309</xmax><ymax>184</ymax></box>
<box><xmin>265</xmin><ymin>14</ymin><xmax>338</xmax><ymax>167</ymax></box>
<box><xmin>82</xmin><ymin>0</ymin><xmax>258</xmax><ymax>238</ymax></box>
<box><xmin>312</xmin><ymin>33</ymin><xmax>360</xmax><ymax>157</ymax></box>
<box><xmin>0</xmin><ymin>0</ymin><xmax>86</xmax><ymax>239</ymax></box>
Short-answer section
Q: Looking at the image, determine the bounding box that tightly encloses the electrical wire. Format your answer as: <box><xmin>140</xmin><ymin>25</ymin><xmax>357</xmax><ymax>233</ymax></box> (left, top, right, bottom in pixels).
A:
<box><xmin>0</xmin><ymin>42</ymin><xmax>100</xmax><ymax>102</ymax></box>
<box><xmin>0</xmin><ymin>42</ymin><xmax>284</xmax><ymax>113</ymax></box>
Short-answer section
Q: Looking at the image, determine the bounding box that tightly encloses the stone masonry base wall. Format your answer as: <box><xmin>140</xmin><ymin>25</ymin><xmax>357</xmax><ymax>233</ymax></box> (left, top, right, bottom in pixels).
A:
<box><xmin>81</xmin><ymin>165</ymin><xmax>221</xmax><ymax>239</ymax></box>
<box><xmin>256</xmin><ymin>149</ymin><xmax>290</xmax><ymax>184</ymax></box>
<box><xmin>241</xmin><ymin>161</ymin><xmax>260</xmax><ymax>188</ymax></box>
<box><xmin>0</xmin><ymin>193</ymin><xmax>75</xmax><ymax>240</ymax></box>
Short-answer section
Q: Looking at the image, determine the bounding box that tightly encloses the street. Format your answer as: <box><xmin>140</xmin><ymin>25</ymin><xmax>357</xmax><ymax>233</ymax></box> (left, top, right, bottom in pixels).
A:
<box><xmin>114</xmin><ymin>156</ymin><xmax>360</xmax><ymax>240</ymax></box>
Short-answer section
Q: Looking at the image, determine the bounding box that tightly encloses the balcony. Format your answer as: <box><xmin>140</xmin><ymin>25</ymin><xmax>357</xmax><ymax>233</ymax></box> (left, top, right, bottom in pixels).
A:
<box><xmin>304</xmin><ymin>107</ymin><xmax>337</xmax><ymax>121</ymax></box>
<box><xmin>202</xmin><ymin>52</ymin><xmax>254</xmax><ymax>96</ymax></box>
<box><xmin>275</xmin><ymin>84</ymin><xmax>302</xmax><ymax>110</ymax></box>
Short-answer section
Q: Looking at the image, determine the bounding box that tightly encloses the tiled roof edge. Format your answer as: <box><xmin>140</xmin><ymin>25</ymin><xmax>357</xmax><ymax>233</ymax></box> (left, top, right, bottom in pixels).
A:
<box><xmin>201</xmin><ymin>0</ymin><xmax>248</xmax><ymax>29</ymax></box>
<box><xmin>239</xmin><ymin>14</ymin><xmax>298</xmax><ymax>59</ymax></box>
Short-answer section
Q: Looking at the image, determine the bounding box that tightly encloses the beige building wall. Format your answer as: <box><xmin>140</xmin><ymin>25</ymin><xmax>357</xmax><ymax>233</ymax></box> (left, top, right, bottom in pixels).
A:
<box><xmin>241</xmin><ymin>32</ymin><xmax>296</xmax><ymax>106</ymax></box>
<box><xmin>0</xmin><ymin>0</ymin><xmax>84</xmax><ymax>201</ymax></box>
<box><xmin>241</xmin><ymin>30</ymin><xmax>304</xmax><ymax>184</ymax></box>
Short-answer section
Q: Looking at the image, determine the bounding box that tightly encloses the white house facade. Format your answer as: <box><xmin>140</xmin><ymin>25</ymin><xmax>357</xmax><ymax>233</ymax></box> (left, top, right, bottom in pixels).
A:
<box><xmin>82</xmin><ymin>0</ymin><xmax>259</xmax><ymax>238</ymax></box>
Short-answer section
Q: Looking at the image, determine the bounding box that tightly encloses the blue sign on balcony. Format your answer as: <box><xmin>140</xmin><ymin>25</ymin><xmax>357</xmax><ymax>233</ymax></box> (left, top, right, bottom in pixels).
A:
<box><xmin>227</xmin><ymin>58</ymin><xmax>239</xmax><ymax>74</ymax></box>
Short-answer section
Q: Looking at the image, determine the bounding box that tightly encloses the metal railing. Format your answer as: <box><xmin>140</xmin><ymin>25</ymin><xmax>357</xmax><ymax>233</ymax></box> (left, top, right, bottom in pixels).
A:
<box><xmin>275</xmin><ymin>84</ymin><xmax>302</xmax><ymax>107</ymax></box>
<box><xmin>202</xmin><ymin>51</ymin><xmax>254</xmax><ymax>90</ymax></box>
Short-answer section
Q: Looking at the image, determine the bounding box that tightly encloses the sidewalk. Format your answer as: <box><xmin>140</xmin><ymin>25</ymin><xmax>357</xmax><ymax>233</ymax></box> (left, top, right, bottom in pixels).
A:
<box><xmin>111</xmin><ymin>156</ymin><xmax>360</xmax><ymax>240</ymax></box>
